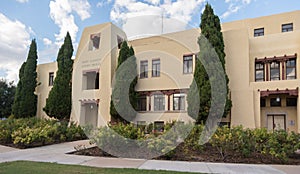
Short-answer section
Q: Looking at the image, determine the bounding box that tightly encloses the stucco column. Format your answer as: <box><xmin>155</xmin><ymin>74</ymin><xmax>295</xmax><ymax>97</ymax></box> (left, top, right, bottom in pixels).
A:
<box><xmin>297</xmin><ymin>91</ymin><xmax>300</xmax><ymax>133</ymax></box>
<box><xmin>254</xmin><ymin>90</ymin><xmax>261</xmax><ymax>128</ymax></box>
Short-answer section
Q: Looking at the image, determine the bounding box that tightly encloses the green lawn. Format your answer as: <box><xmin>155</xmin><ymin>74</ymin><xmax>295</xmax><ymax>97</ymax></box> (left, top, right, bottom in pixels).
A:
<box><xmin>0</xmin><ymin>161</ymin><xmax>195</xmax><ymax>174</ymax></box>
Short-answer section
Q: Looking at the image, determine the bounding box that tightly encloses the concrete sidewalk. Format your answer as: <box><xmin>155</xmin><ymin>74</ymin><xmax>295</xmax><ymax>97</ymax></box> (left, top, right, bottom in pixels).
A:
<box><xmin>0</xmin><ymin>140</ymin><xmax>299</xmax><ymax>174</ymax></box>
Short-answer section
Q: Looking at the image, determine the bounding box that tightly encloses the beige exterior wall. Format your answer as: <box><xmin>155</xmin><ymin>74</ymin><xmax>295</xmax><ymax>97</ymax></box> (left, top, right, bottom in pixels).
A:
<box><xmin>223</xmin><ymin>10</ymin><xmax>300</xmax><ymax>132</ymax></box>
<box><xmin>36</xmin><ymin>62</ymin><xmax>57</xmax><ymax>119</ymax></box>
<box><xmin>69</xmin><ymin>23</ymin><xmax>127</xmax><ymax>127</ymax></box>
<box><xmin>36</xmin><ymin>10</ymin><xmax>300</xmax><ymax>132</ymax></box>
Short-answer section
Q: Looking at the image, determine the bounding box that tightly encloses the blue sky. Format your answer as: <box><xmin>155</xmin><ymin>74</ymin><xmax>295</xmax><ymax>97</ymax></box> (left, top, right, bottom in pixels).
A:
<box><xmin>0</xmin><ymin>0</ymin><xmax>299</xmax><ymax>82</ymax></box>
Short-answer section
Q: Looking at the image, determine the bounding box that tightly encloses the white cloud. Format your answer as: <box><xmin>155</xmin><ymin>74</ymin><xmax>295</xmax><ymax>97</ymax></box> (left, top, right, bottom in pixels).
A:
<box><xmin>110</xmin><ymin>0</ymin><xmax>204</xmax><ymax>39</ymax></box>
<box><xmin>221</xmin><ymin>0</ymin><xmax>253</xmax><ymax>19</ymax></box>
<box><xmin>144</xmin><ymin>0</ymin><xmax>161</xmax><ymax>5</ymax></box>
<box><xmin>16</xmin><ymin>0</ymin><xmax>29</xmax><ymax>3</ymax></box>
<box><xmin>43</xmin><ymin>38</ymin><xmax>52</xmax><ymax>46</ymax></box>
<box><xmin>221</xmin><ymin>4</ymin><xmax>241</xmax><ymax>19</ymax></box>
<box><xmin>97</xmin><ymin>0</ymin><xmax>113</xmax><ymax>7</ymax></box>
<box><xmin>49</xmin><ymin>0</ymin><xmax>91</xmax><ymax>45</ymax></box>
<box><xmin>69</xmin><ymin>0</ymin><xmax>91</xmax><ymax>20</ymax></box>
<box><xmin>0</xmin><ymin>13</ymin><xmax>31</xmax><ymax>82</ymax></box>
<box><xmin>38</xmin><ymin>43</ymin><xmax>59</xmax><ymax>64</ymax></box>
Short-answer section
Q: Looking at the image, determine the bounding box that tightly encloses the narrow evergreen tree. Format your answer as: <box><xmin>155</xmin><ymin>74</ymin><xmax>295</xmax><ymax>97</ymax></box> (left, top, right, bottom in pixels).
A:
<box><xmin>43</xmin><ymin>32</ymin><xmax>73</xmax><ymax>120</ymax></box>
<box><xmin>110</xmin><ymin>41</ymin><xmax>138</xmax><ymax>123</ymax></box>
<box><xmin>12</xmin><ymin>39</ymin><xmax>38</xmax><ymax>118</ymax></box>
<box><xmin>187</xmin><ymin>3</ymin><xmax>232</xmax><ymax>123</ymax></box>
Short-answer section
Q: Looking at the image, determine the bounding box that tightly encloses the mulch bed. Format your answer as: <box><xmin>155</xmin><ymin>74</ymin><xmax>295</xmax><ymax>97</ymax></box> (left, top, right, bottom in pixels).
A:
<box><xmin>70</xmin><ymin>143</ymin><xmax>300</xmax><ymax>165</ymax></box>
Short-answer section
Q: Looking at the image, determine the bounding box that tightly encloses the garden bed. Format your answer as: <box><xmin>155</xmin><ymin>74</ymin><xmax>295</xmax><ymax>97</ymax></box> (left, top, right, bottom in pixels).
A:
<box><xmin>71</xmin><ymin>143</ymin><xmax>300</xmax><ymax>165</ymax></box>
<box><xmin>70</xmin><ymin>123</ymin><xmax>300</xmax><ymax>165</ymax></box>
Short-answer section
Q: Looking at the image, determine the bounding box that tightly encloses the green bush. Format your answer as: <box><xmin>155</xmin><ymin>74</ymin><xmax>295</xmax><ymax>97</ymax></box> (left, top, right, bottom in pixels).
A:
<box><xmin>209</xmin><ymin>125</ymin><xmax>300</xmax><ymax>162</ymax></box>
<box><xmin>0</xmin><ymin>117</ymin><xmax>86</xmax><ymax>148</ymax></box>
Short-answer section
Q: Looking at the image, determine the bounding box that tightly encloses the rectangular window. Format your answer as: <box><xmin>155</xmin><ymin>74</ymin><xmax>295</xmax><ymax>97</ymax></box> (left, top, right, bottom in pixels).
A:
<box><xmin>270</xmin><ymin>98</ymin><xmax>281</xmax><ymax>107</ymax></box>
<box><xmin>183</xmin><ymin>55</ymin><xmax>193</xmax><ymax>74</ymax></box>
<box><xmin>270</xmin><ymin>61</ymin><xmax>280</xmax><ymax>81</ymax></box>
<box><xmin>286</xmin><ymin>59</ymin><xmax>296</xmax><ymax>80</ymax></box>
<box><xmin>254</xmin><ymin>28</ymin><xmax>264</xmax><ymax>37</ymax></box>
<box><xmin>282</xmin><ymin>23</ymin><xmax>293</xmax><ymax>32</ymax></box>
<box><xmin>140</xmin><ymin>60</ymin><xmax>148</xmax><ymax>78</ymax></box>
<box><xmin>89</xmin><ymin>33</ymin><xmax>101</xmax><ymax>51</ymax></box>
<box><xmin>255</xmin><ymin>62</ymin><xmax>264</xmax><ymax>82</ymax></box>
<box><xmin>152</xmin><ymin>59</ymin><xmax>160</xmax><ymax>77</ymax></box>
<box><xmin>260</xmin><ymin>98</ymin><xmax>266</xmax><ymax>107</ymax></box>
<box><xmin>154</xmin><ymin>94</ymin><xmax>165</xmax><ymax>111</ymax></box>
<box><xmin>173</xmin><ymin>94</ymin><xmax>185</xmax><ymax>110</ymax></box>
<box><xmin>286</xmin><ymin>98</ymin><xmax>297</xmax><ymax>107</ymax></box>
<box><xmin>154</xmin><ymin>121</ymin><xmax>164</xmax><ymax>132</ymax></box>
<box><xmin>137</xmin><ymin>95</ymin><xmax>147</xmax><ymax>111</ymax></box>
<box><xmin>117</xmin><ymin>35</ymin><xmax>123</xmax><ymax>49</ymax></box>
<box><xmin>49</xmin><ymin>72</ymin><xmax>54</xmax><ymax>86</ymax></box>
<box><xmin>83</xmin><ymin>71</ymin><xmax>99</xmax><ymax>90</ymax></box>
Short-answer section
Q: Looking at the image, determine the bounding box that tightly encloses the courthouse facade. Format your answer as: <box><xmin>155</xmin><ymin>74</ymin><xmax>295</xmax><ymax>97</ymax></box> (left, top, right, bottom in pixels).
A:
<box><xmin>36</xmin><ymin>11</ymin><xmax>300</xmax><ymax>133</ymax></box>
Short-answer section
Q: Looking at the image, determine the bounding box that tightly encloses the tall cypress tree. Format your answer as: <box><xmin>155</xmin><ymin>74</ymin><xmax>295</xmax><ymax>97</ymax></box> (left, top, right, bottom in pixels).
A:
<box><xmin>187</xmin><ymin>3</ymin><xmax>232</xmax><ymax>123</ymax></box>
<box><xmin>43</xmin><ymin>32</ymin><xmax>73</xmax><ymax>120</ymax></box>
<box><xmin>12</xmin><ymin>39</ymin><xmax>38</xmax><ymax>118</ymax></box>
<box><xmin>110</xmin><ymin>41</ymin><xmax>138</xmax><ymax>123</ymax></box>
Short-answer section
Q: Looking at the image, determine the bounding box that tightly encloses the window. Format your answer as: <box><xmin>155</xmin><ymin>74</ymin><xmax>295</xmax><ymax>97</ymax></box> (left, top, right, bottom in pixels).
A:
<box><xmin>89</xmin><ymin>33</ymin><xmax>100</xmax><ymax>51</ymax></box>
<box><xmin>140</xmin><ymin>61</ymin><xmax>148</xmax><ymax>78</ymax></box>
<box><xmin>255</xmin><ymin>62</ymin><xmax>264</xmax><ymax>81</ymax></box>
<box><xmin>286</xmin><ymin>98</ymin><xmax>297</xmax><ymax>107</ymax></box>
<box><xmin>282</xmin><ymin>23</ymin><xmax>293</xmax><ymax>32</ymax></box>
<box><xmin>270</xmin><ymin>61</ymin><xmax>280</xmax><ymax>81</ymax></box>
<box><xmin>260</xmin><ymin>98</ymin><xmax>266</xmax><ymax>107</ymax></box>
<box><xmin>154</xmin><ymin>121</ymin><xmax>164</xmax><ymax>132</ymax></box>
<box><xmin>137</xmin><ymin>95</ymin><xmax>147</xmax><ymax>111</ymax></box>
<box><xmin>117</xmin><ymin>35</ymin><xmax>123</xmax><ymax>49</ymax></box>
<box><xmin>183</xmin><ymin>55</ymin><xmax>193</xmax><ymax>74</ymax></box>
<box><xmin>173</xmin><ymin>94</ymin><xmax>185</xmax><ymax>110</ymax></box>
<box><xmin>286</xmin><ymin>59</ymin><xmax>296</xmax><ymax>80</ymax></box>
<box><xmin>270</xmin><ymin>98</ymin><xmax>281</xmax><ymax>107</ymax></box>
<box><xmin>95</xmin><ymin>72</ymin><xmax>99</xmax><ymax>89</ymax></box>
<box><xmin>152</xmin><ymin>59</ymin><xmax>160</xmax><ymax>77</ymax></box>
<box><xmin>154</xmin><ymin>94</ymin><xmax>165</xmax><ymax>111</ymax></box>
<box><xmin>83</xmin><ymin>71</ymin><xmax>99</xmax><ymax>90</ymax></box>
<box><xmin>254</xmin><ymin>28</ymin><xmax>264</xmax><ymax>37</ymax></box>
<box><xmin>49</xmin><ymin>72</ymin><xmax>54</xmax><ymax>86</ymax></box>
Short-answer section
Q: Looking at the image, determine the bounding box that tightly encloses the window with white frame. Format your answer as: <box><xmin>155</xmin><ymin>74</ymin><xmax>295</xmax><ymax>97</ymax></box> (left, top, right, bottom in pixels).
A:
<box><xmin>173</xmin><ymin>93</ymin><xmax>185</xmax><ymax>111</ymax></box>
<box><xmin>154</xmin><ymin>94</ymin><xmax>165</xmax><ymax>111</ymax></box>
<box><xmin>255</xmin><ymin>62</ymin><xmax>264</xmax><ymax>82</ymax></box>
<box><xmin>286</xmin><ymin>59</ymin><xmax>296</xmax><ymax>80</ymax></box>
<box><xmin>140</xmin><ymin>60</ymin><xmax>148</xmax><ymax>78</ymax></box>
<box><xmin>270</xmin><ymin>61</ymin><xmax>280</xmax><ymax>81</ymax></box>
<box><xmin>152</xmin><ymin>59</ymin><xmax>160</xmax><ymax>77</ymax></box>
<box><xmin>183</xmin><ymin>55</ymin><xmax>193</xmax><ymax>74</ymax></box>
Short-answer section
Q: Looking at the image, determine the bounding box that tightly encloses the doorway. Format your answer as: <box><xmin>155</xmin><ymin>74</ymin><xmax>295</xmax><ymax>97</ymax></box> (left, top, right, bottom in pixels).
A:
<box><xmin>82</xmin><ymin>103</ymin><xmax>98</xmax><ymax>128</ymax></box>
<box><xmin>267</xmin><ymin>114</ymin><xmax>286</xmax><ymax>131</ymax></box>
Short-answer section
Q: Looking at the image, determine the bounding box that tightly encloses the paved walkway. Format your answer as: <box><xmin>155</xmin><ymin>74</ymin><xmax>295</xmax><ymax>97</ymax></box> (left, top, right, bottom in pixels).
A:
<box><xmin>0</xmin><ymin>140</ymin><xmax>299</xmax><ymax>174</ymax></box>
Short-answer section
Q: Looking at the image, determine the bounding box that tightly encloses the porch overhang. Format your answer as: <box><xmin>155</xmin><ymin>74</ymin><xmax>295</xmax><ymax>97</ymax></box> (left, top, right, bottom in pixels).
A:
<box><xmin>259</xmin><ymin>88</ymin><xmax>298</xmax><ymax>97</ymax></box>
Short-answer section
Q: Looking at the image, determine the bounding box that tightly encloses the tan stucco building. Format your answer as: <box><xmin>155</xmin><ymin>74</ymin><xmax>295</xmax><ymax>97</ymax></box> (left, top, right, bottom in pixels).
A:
<box><xmin>36</xmin><ymin>10</ymin><xmax>300</xmax><ymax>132</ymax></box>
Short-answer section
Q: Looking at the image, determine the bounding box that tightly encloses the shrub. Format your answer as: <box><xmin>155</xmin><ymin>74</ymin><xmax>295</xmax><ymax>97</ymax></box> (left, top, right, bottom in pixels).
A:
<box><xmin>209</xmin><ymin>125</ymin><xmax>300</xmax><ymax>162</ymax></box>
<box><xmin>0</xmin><ymin>117</ymin><xmax>86</xmax><ymax>148</ymax></box>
